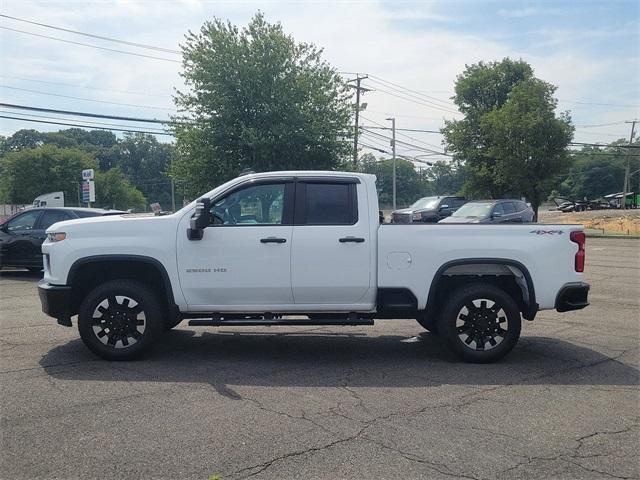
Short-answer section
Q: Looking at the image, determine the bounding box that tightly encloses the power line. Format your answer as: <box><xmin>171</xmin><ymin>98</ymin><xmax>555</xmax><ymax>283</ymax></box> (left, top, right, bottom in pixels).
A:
<box><xmin>0</xmin><ymin>110</ymin><xmax>167</xmax><ymax>132</ymax></box>
<box><xmin>1</xmin><ymin>85</ymin><xmax>175</xmax><ymax>110</ymax></box>
<box><xmin>0</xmin><ymin>26</ymin><xmax>181</xmax><ymax>63</ymax></box>
<box><xmin>367</xmin><ymin>75</ymin><xmax>456</xmax><ymax>108</ymax></box>
<box><xmin>361</xmin><ymin>128</ymin><xmax>449</xmax><ymax>155</ymax></box>
<box><xmin>360</xmin><ymin>142</ymin><xmax>390</xmax><ymax>154</ymax></box>
<box><xmin>365</xmin><ymin>83</ymin><xmax>460</xmax><ymax>115</ymax></box>
<box><xmin>559</xmin><ymin>99</ymin><xmax>639</xmax><ymax>108</ymax></box>
<box><xmin>361</xmin><ymin>125</ymin><xmax>440</xmax><ymax>133</ymax></box>
<box><xmin>0</xmin><ymin>103</ymin><xmax>174</xmax><ymax>124</ymax></box>
<box><xmin>1</xmin><ymin>74</ymin><xmax>169</xmax><ymax>98</ymax></box>
<box><xmin>0</xmin><ymin>14</ymin><xmax>180</xmax><ymax>54</ymax></box>
<box><xmin>0</xmin><ymin>114</ymin><xmax>173</xmax><ymax>136</ymax></box>
<box><xmin>569</xmin><ymin>141</ymin><xmax>640</xmax><ymax>149</ymax></box>
<box><xmin>575</xmin><ymin>121</ymin><xmax>629</xmax><ymax>128</ymax></box>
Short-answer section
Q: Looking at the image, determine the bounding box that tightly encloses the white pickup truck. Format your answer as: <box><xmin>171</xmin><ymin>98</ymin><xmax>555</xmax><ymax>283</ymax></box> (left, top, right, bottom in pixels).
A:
<box><xmin>38</xmin><ymin>171</ymin><xmax>589</xmax><ymax>363</ymax></box>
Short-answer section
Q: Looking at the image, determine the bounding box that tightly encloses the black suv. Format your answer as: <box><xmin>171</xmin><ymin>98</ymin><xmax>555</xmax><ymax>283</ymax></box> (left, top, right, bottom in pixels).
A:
<box><xmin>0</xmin><ymin>207</ymin><xmax>122</xmax><ymax>271</ymax></box>
<box><xmin>439</xmin><ymin>200</ymin><xmax>534</xmax><ymax>224</ymax></box>
<box><xmin>391</xmin><ymin>196</ymin><xmax>467</xmax><ymax>223</ymax></box>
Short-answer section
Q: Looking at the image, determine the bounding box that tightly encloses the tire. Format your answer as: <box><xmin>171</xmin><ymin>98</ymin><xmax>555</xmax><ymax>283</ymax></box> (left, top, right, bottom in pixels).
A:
<box><xmin>438</xmin><ymin>283</ymin><xmax>521</xmax><ymax>363</ymax></box>
<box><xmin>78</xmin><ymin>280</ymin><xmax>164</xmax><ymax>361</ymax></box>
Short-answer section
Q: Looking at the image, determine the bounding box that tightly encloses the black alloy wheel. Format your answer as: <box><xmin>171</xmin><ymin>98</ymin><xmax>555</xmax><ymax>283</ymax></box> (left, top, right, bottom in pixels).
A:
<box><xmin>78</xmin><ymin>280</ymin><xmax>163</xmax><ymax>360</ymax></box>
<box><xmin>91</xmin><ymin>295</ymin><xmax>146</xmax><ymax>349</ymax></box>
<box><xmin>438</xmin><ymin>283</ymin><xmax>521</xmax><ymax>363</ymax></box>
<box><xmin>455</xmin><ymin>298</ymin><xmax>508</xmax><ymax>351</ymax></box>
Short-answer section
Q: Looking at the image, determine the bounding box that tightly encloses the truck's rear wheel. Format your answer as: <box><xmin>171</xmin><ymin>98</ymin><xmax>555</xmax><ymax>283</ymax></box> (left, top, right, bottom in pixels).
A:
<box><xmin>438</xmin><ymin>283</ymin><xmax>521</xmax><ymax>363</ymax></box>
<box><xmin>78</xmin><ymin>280</ymin><xmax>163</xmax><ymax>360</ymax></box>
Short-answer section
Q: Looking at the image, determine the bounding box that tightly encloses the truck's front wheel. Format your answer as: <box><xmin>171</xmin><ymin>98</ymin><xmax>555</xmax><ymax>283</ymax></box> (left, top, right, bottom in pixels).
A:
<box><xmin>438</xmin><ymin>283</ymin><xmax>521</xmax><ymax>363</ymax></box>
<box><xmin>78</xmin><ymin>280</ymin><xmax>163</xmax><ymax>361</ymax></box>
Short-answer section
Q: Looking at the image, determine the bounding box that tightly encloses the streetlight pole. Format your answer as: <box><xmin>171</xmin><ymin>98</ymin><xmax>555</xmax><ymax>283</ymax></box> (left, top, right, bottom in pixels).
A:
<box><xmin>387</xmin><ymin>117</ymin><xmax>396</xmax><ymax>210</ymax></box>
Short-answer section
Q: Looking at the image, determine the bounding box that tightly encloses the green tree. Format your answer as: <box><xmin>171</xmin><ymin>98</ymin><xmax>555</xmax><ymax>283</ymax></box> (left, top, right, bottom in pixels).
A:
<box><xmin>443</xmin><ymin>59</ymin><xmax>534</xmax><ymax>198</ymax></box>
<box><xmin>443</xmin><ymin>58</ymin><xmax>573</xmax><ymax>217</ymax></box>
<box><xmin>1</xmin><ymin>129</ymin><xmax>45</xmax><ymax>155</ymax></box>
<box><xmin>425</xmin><ymin>161</ymin><xmax>467</xmax><ymax>196</ymax></box>
<box><xmin>44</xmin><ymin>129</ymin><xmax>120</xmax><ymax>170</ymax></box>
<box><xmin>359</xmin><ymin>154</ymin><xmax>424</xmax><ymax>207</ymax></box>
<box><xmin>171</xmin><ymin>13</ymin><xmax>352</xmax><ymax>198</ymax></box>
<box><xmin>95</xmin><ymin>167</ymin><xmax>146</xmax><ymax>210</ymax></box>
<box><xmin>115</xmin><ymin>133</ymin><xmax>174</xmax><ymax>209</ymax></box>
<box><xmin>0</xmin><ymin>145</ymin><xmax>96</xmax><ymax>204</ymax></box>
<box><xmin>1</xmin><ymin>128</ymin><xmax>172</xmax><ymax>207</ymax></box>
<box><xmin>557</xmin><ymin>139</ymin><xmax>639</xmax><ymax>200</ymax></box>
<box><xmin>481</xmin><ymin>78</ymin><xmax>573</xmax><ymax>217</ymax></box>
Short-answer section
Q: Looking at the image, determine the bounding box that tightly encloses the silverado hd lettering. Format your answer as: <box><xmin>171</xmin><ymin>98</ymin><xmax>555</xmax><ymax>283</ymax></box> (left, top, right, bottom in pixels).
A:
<box><xmin>38</xmin><ymin>171</ymin><xmax>589</xmax><ymax>363</ymax></box>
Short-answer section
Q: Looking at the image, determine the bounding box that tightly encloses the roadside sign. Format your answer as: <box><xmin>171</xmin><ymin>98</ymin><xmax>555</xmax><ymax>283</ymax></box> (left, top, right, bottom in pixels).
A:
<box><xmin>82</xmin><ymin>169</ymin><xmax>95</xmax><ymax>180</ymax></box>
<box><xmin>82</xmin><ymin>180</ymin><xmax>96</xmax><ymax>203</ymax></box>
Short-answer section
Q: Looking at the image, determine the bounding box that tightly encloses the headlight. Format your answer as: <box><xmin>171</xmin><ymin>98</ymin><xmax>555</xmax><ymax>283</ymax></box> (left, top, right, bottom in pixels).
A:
<box><xmin>47</xmin><ymin>232</ymin><xmax>66</xmax><ymax>242</ymax></box>
<box><xmin>412</xmin><ymin>212</ymin><xmax>422</xmax><ymax>221</ymax></box>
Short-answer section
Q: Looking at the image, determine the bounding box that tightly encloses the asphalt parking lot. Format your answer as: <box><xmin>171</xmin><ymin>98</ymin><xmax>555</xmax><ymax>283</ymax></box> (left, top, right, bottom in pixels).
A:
<box><xmin>1</xmin><ymin>237</ymin><xmax>638</xmax><ymax>480</ymax></box>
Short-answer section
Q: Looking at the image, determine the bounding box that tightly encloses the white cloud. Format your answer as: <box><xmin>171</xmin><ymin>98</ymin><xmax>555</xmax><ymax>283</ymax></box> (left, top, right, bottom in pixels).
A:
<box><xmin>1</xmin><ymin>0</ymin><xmax>637</xmax><ymax>146</ymax></box>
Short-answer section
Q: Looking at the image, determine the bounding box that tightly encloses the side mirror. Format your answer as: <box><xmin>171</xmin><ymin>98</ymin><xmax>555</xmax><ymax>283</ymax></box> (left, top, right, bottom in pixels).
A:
<box><xmin>492</xmin><ymin>211</ymin><xmax>502</xmax><ymax>218</ymax></box>
<box><xmin>187</xmin><ymin>197</ymin><xmax>211</xmax><ymax>241</ymax></box>
<box><xmin>439</xmin><ymin>204</ymin><xmax>449</xmax><ymax>210</ymax></box>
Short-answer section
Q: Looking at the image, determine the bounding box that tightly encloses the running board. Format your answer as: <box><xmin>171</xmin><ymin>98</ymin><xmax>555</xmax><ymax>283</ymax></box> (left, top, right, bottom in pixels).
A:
<box><xmin>187</xmin><ymin>318</ymin><xmax>374</xmax><ymax>327</ymax></box>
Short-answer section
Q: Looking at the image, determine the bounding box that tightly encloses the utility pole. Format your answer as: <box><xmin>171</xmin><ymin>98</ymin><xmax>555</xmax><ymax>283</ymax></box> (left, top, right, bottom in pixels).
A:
<box><xmin>621</xmin><ymin>120</ymin><xmax>637</xmax><ymax>209</ymax></box>
<box><xmin>347</xmin><ymin>75</ymin><xmax>370</xmax><ymax>170</ymax></box>
<box><xmin>387</xmin><ymin>117</ymin><xmax>397</xmax><ymax>210</ymax></box>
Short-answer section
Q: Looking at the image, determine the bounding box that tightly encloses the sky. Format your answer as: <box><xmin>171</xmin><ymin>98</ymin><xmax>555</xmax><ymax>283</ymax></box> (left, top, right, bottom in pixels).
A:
<box><xmin>1</xmin><ymin>0</ymin><xmax>639</xmax><ymax>162</ymax></box>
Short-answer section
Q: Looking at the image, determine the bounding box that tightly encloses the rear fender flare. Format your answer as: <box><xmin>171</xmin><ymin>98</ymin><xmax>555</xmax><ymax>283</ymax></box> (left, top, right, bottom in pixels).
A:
<box><xmin>425</xmin><ymin>258</ymin><xmax>538</xmax><ymax>320</ymax></box>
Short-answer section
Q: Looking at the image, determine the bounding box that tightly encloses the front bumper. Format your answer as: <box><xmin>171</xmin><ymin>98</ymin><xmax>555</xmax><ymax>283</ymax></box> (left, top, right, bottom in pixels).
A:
<box><xmin>555</xmin><ymin>282</ymin><xmax>590</xmax><ymax>312</ymax></box>
<box><xmin>38</xmin><ymin>280</ymin><xmax>73</xmax><ymax>326</ymax></box>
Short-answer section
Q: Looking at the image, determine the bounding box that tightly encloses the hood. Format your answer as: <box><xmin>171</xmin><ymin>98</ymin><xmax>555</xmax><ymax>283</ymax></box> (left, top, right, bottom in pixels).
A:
<box><xmin>45</xmin><ymin>212</ymin><xmax>178</xmax><ymax>235</ymax></box>
<box><xmin>393</xmin><ymin>207</ymin><xmax>438</xmax><ymax>215</ymax></box>
<box><xmin>392</xmin><ymin>208</ymin><xmax>414</xmax><ymax>215</ymax></box>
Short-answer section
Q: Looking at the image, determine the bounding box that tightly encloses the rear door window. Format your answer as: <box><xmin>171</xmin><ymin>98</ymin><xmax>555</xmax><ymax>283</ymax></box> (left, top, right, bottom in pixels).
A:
<box><xmin>300</xmin><ymin>183</ymin><xmax>357</xmax><ymax>225</ymax></box>
<box><xmin>502</xmin><ymin>202</ymin><xmax>517</xmax><ymax>214</ymax></box>
<box><xmin>493</xmin><ymin>203</ymin><xmax>507</xmax><ymax>215</ymax></box>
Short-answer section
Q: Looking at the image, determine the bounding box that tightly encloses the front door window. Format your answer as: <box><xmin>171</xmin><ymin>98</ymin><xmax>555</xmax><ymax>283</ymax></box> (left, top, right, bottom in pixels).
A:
<box><xmin>213</xmin><ymin>184</ymin><xmax>285</xmax><ymax>225</ymax></box>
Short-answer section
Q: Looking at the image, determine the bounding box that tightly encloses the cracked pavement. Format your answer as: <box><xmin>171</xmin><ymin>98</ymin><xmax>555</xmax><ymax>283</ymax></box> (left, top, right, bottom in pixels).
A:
<box><xmin>1</xmin><ymin>237</ymin><xmax>638</xmax><ymax>479</ymax></box>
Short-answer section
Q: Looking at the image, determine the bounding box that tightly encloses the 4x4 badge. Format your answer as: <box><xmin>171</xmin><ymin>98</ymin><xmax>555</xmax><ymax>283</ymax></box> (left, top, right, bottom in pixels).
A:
<box><xmin>530</xmin><ymin>230</ymin><xmax>564</xmax><ymax>235</ymax></box>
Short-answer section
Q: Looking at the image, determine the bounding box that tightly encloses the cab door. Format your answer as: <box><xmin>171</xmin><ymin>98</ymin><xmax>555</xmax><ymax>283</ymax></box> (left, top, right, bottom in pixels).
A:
<box><xmin>0</xmin><ymin>209</ymin><xmax>43</xmax><ymax>267</ymax></box>
<box><xmin>290</xmin><ymin>179</ymin><xmax>373</xmax><ymax>308</ymax></box>
<box><xmin>177</xmin><ymin>179</ymin><xmax>295</xmax><ymax>310</ymax></box>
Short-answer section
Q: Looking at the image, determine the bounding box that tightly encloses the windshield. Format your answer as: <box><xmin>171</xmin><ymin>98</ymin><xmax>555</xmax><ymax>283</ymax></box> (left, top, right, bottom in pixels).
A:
<box><xmin>411</xmin><ymin>197</ymin><xmax>440</xmax><ymax>210</ymax></box>
<box><xmin>452</xmin><ymin>202</ymin><xmax>493</xmax><ymax>218</ymax></box>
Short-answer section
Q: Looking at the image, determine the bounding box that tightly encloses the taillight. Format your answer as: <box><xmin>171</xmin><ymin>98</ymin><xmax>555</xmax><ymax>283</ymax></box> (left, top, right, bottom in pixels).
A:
<box><xmin>570</xmin><ymin>231</ymin><xmax>586</xmax><ymax>272</ymax></box>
